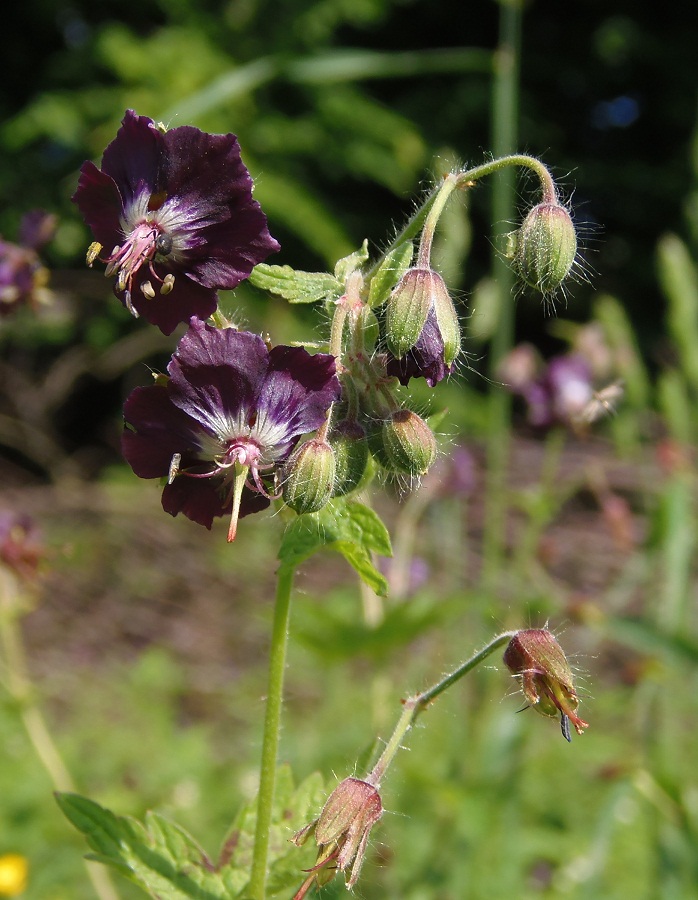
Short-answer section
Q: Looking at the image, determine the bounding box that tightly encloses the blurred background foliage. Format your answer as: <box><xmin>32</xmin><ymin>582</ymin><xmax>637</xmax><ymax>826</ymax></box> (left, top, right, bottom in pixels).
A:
<box><xmin>2</xmin><ymin>0</ymin><xmax>698</xmax><ymax>898</ymax></box>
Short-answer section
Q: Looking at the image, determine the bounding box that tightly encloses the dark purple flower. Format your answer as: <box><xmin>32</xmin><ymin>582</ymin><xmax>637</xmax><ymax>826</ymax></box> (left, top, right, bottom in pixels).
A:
<box><xmin>73</xmin><ymin>110</ymin><xmax>280</xmax><ymax>335</ymax></box>
<box><xmin>122</xmin><ymin>319</ymin><xmax>341</xmax><ymax>540</ymax></box>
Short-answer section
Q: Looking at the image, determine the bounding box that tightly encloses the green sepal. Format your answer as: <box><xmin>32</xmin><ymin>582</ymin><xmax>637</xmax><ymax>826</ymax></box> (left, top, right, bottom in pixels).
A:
<box><xmin>334</xmin><ymin>239</ymin><xmax>370</xmax><ymax>283</ymax></box>
<box><xmin>367</xmin><ymin>242</ymin><xmax>414</xmax><ymax>308</ymax></box>
<box><xmin>248</xmin><ymin>264</ymin><xmax>342</xmax><ymax>304</ymax></box>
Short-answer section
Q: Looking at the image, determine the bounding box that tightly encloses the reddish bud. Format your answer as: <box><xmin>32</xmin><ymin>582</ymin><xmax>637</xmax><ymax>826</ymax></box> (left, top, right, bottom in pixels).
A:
<box><xmin>293</xmin><ymin>777</ymin><xmax>383</xmax><ymax>892</ymax></box>
<box><xmin>504</xmin><ymin>629</ymin><xmax>588</xmax><ymax>740</ymax></box>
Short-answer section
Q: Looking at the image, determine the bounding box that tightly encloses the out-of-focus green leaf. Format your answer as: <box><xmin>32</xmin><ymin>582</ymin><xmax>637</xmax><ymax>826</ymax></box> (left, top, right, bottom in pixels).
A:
<box><xmin>658</xmin><ymin>233</ymin><xmax>698</xmax><ymax>394</ymax></box>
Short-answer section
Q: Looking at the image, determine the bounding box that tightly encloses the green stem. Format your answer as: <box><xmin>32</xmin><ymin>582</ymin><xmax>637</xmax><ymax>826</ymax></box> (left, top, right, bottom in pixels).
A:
<box><xmin>248</xmin><ymin>564</ymin><xmax>296</xmax><ymax>900</ymax></box>
<box><xmin>482</xmin><ymin>0</ymin><xmax>523</xmax><ymax>588</ymax></box>
<box><xmin>417</xmin><ymin>173</ymin><xmax>458</xmax><ymax>267</ymax></box>
<box><xmin>364</xmin><ymin>150</ymin><xmax>553</xmax><ymax>285</ymax></box>
<box><xmin>366</xmin><ymin>631</ymin><xmax>515</xmax><ymax>785</ymax></box>
<box><xmin>0</xmin><ymin>571</ymin><xmax>121</xmax><ymax>900</ymax></box>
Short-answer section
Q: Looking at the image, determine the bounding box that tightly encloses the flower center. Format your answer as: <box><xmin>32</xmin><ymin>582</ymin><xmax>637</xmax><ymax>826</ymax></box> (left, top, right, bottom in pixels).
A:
<box><xmin>87</xmin><ymin>213</ymin><xmax>175</xmax><ymax>316</ymax></box>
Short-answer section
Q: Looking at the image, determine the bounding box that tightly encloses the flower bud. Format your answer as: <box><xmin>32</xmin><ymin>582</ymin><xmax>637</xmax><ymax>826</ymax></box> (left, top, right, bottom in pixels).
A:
<box><xmin>384</xmin><ymin>268</ymin><xmax>460</xmax><ymax>387</ymax></box>
<box><xmin>370</xmin><ymin>410</ymin><xmax>437</xmax><ymax>476</ymax></box>
<box><xmin>330</xmin><ymin>421</ymin><xmax>370</xmax><ymax>496</ymax></box>
<box><xmin>293</xmin><ymin>777</ymin><xmax>383</xmax><ymax>890</ymax></box>
<box><xmin>281</xmin><ymin>439</ymin><xmax>336</xmax><ymax>515</ymax></box>
<box><xmin>504</xmin><ymin>628</ymin><xmax>589</xmax><ymax>740</ymax></box>
<box><xmin>512</xmin><ymin>201</ymin><xmax>577</xmax><ymax>294</ymax></box>
<box><xmin>385</xmin><ymin>267</ymin><xmax>460</xmax><ymax>368</ymax></box>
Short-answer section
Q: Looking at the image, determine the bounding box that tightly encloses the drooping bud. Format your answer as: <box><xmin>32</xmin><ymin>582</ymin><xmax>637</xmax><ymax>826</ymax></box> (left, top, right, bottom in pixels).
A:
<box><xmin>370</xmin><ymin>410</ymin><xmax>437</xmax><ymax>477</ymax></box>
<box><xmin>384</xmin><ymin>268</ymin><xmax>460</xmax><ymax>387</ymax></box>
<box><xmin>503</xmin><ymin>628</ymin><xmax>589</xmax><ymax>740</ymax></box>
<box><xmin>512</xmin><ymin>201</ymin><xmax>577</xmax><ymax>295</ymax></box>
<box><xmin>281</xmin><ymin>439</ymin><xmax>336</xmax><ymax>515</ymax></box>
<box><xmin>330</xmin><ymin>421</ymin><xmax>370</xmax><ymax>496</ymax></box>
<box><xmin>385</xmin><ymin>267</ymin><xmax>460</xmax><ymax>367</ymax></box>
<box><xmin>292</xmin><ymin>777</ymin><xmax>383</xmax><ymax>892</ymax></box>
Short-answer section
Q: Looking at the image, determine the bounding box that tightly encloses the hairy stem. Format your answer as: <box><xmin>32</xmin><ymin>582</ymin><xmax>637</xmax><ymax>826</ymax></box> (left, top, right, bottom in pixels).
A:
<box><xmin>366</xmin><ymin>631</ymin><xmax>516</xmax><ymax>785</ymax></box>
<box><xmin>248</xmin><ymin>564</ymin><xmax>296</xmax><ymax>900</ymax></box>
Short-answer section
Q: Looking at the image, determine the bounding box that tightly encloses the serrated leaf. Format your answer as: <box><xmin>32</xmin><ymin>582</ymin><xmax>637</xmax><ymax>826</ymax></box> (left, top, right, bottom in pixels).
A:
<box><xmin>278</xmin><ymin>500</ymin><xmax>391</xmax><ymax>595</ymax></box>
<box><xmin>56</xmin><ymin>793</ymin><xmax>242</xmax><ymax>899</ymax></box>
<box><xmin>334</xmin><ymin>239</ymin><xmax>370</xmax><ymax>283</ymax></box>
<box><xmin>220</xmin><ymin>767</ymin><xmax>327</xmax><ymax>898</ymax></box>
<box><xmin>248</xmin><ymin>264</ymin><xmax>342</xmax><ymax>304</ymax></box>
<box><xmin>367</xmin><ymin>242</ymin><xmax>414</xmax><ymax>307</ymax></box>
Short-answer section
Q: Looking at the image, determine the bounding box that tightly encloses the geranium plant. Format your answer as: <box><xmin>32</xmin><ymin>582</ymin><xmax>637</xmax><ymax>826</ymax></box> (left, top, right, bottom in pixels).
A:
<box><xmin>51</xmin><ymin>108</ymin><xmax>588</xmax><ymax>900</ymax></box>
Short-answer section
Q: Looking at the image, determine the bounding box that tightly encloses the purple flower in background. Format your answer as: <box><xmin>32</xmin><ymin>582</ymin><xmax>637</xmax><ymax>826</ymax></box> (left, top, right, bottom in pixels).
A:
<box><xmin>0</xmin><ymin>210</ymin><xmax>56</xmax><ymax>316</ymax></box>
<box><xmin>122</xmin><ymin>319</ymin><xmax>340</xmax><ymax>540</ymax></box>
<box><xmin>73</xmin><ymin>110</ymin><xmax>279</xmax><ymax>334</ymax></box>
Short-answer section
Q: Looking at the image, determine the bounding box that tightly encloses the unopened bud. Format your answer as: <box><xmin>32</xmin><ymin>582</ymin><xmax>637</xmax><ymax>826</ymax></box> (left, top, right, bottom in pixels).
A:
<box><xmin>330</xmin><ymin>421</ymin><xmax>369</xmax><ymax>496</ymax></box>
<box><xmin>281</xmin><ymin>439</ymin><xmax>336</xmax><ymax>514</ymax></box>
<box><xmin>386</xmin><ymin>267</ymin><xmax>460</xmax><ymax>365</ymax></box>
<box><xmin>512</xmin><ymin>201</ymin><xmax>577</xmax><ymax>295</ymax></box>
<box><xmin>503</xmin><ymin>628</ymin><xmax>589</xmax><ymax>740</ymax></box>
<box><xmin>370</xmin><ymin>410</ymin><xmax>437</xmax><ymax>476</ymax></box>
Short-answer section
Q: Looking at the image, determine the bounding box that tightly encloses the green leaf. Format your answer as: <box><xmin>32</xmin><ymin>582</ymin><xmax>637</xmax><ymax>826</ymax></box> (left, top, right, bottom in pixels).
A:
<box><xmin>219</xmin><ymin>767</ymin><xmax>327</xmax><ymax>898</ymax></box>
<box><xmin>248</xmin><ymin>264</ymin><xmax>342</xmax><ymax>304</ymax></box>
<box><xmin>367</xmin><ymin>241</ymin><xmax>414</xmax><ymax>307</ymax></box>
<box><xmin>56</xmin><ymin>793</ymin><xmax>242</xmax><ymax>899</ymax></box>
<box><xmin>278</xmin><ymin>500</ymin><xmax>391</xmax><ymax>595</ymax></box>
<box><xmin>334</xmin><ymin>239</ymin><xmax>370</xmax><ymax>283</ymax></box>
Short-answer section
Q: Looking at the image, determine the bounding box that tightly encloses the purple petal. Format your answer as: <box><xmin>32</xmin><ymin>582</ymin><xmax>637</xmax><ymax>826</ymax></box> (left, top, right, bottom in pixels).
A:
<box><xmin>72</xmin><ymin>162</ymin><xmax>125</xmax><ymax>251</ymax></box>
<box><xmin>100</xmin><ymin>110</ymin><xmax>164</xmax><ymax>207</ymax></box>
<box><xmin>386</xmin><ymin>309</ymin><xmax>451</xmax><ymax>387</ymax></box>
<box><xmin>167</xmin><ymin>321</ymin><xmax>269</xmax><ymax>431</ymax></box>
<box><xmin>125</xmin><ymin>271</ymin><xmax>219</xmax><ymax>336</ymax></box>
<box><xmin>259</xmin><ymin>346</ymin><xmax>341</xmax><ymax>439</ymax></box>
<box><xmin>122</xmin><ymin>383</ymin><xmax>208</xmax><ymax>478</ymax></box>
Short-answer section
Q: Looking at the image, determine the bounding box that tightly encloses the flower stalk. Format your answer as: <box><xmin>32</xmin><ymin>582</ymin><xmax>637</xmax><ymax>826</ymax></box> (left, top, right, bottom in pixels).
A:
<box><xmin>248</xmin><ymin>564</ymin><xmax>296</xmax><ymax>900</ymax></box>
<box><xmin>366</xmin><ymin>631</ymin><xmax>516</xmax><ymax>785</ymax></box>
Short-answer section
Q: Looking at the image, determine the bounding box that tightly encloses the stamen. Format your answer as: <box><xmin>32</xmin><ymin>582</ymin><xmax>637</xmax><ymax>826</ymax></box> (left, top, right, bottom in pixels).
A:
<box><xmin>161</xmin><ymin>274</ymin><xmax>175</xmax><ymax>295</ymax></box>
<box><xmin>123</xmin><ymin>290</ymin><xmax>139</xmax><ymax>318</ymax></box>
<box><xmin>141</xmin><ymin>280</ymin><xmax>156</xmax><ymax>299</ymax></box>
<box><xmin>168</xmin><ymin>452</ymin><xmax>181</xmax><ymax>484</ymax></box>
<box><xmin>86</xmin><ymin>242</ymin><xmax>102</xmax><ymax>266</ymax></box>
